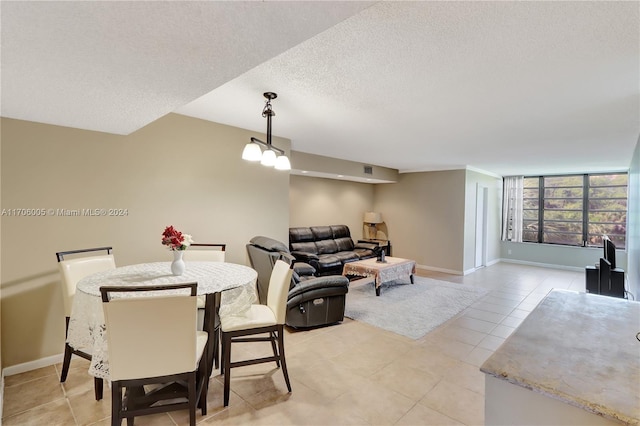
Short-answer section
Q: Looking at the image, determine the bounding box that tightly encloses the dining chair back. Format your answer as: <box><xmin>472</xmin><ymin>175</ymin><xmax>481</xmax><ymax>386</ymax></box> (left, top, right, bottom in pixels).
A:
<box><xmin>219</xmin><ymin>260</ymin><xmax>293</xmax><ymax>406</ymax></box>
<box><xmin>56</xmin><ymin>246</ymin><xmax>115</xmax><ymax>400</ymax></box>
<box><xmin>183</xmin><ymin>242</ymin><xmax>226</xmax><ymax>369</ymax></box>
<box><xmin>100</xmin><ymin>283</ymin><xmax>208</xmax><ymax>426</ymax></box>
<box><xmin>57</xmin><ymin>247</ymin><xmax>116</xmax><ymax>318</ymax></box>
<box><xmin>185</xmin><ymin>243</ymin><xmax>226</xmax><ymax>262</ymax></box>
<box><xmin>267</xmin><ymin>259</ymin><xmax>291</xmax><ymax>324</ymax></box>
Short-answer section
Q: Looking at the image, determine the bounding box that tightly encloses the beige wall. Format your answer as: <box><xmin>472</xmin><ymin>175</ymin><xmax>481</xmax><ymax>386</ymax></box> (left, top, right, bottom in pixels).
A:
<box><xmin>0</xmin><ymin>114</ymin><xmax>291</xmax><ymax>368</ymax></box>
<box><xmin>289</xmin><ymin>175</ymin><xmax>374</xmax><ymax>240</ymax></box>
<box><xmin>291</xmin><ymin>151</ymin><xmax>398</xmax><ymax>183</ymax></box>
<box><xmin>290</xmin><ymin>170</ymin><xmax>497</xmax><ymax>274</ymax></box>
<box><xmin>374</xmin><ymin>170</ymin><xmax>467</xmax><ymax>273</ymax></box>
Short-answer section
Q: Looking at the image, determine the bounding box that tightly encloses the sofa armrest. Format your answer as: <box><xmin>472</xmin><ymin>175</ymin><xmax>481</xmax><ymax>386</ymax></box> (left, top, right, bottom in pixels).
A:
<box><xmin>293</xmin><ymin>262</ymin><xmax>316</xmax><ymax>277</ymax></box>
<box><xmin>289</xmin><ymin>275</ymin><xmax>349</xmax><ymax>297</ymax></box>
<box><xmin>287</xmin><ymin>275</ymin><xmax>349</xmax><ymax>305</ymax></box>
<box><xmin>354</xmin><ymin>242</ymin><xmax>378</xmax><ymax>251</ymax></box>
<box><xmin>279</xmin><ymin>252</ymin><xmax>296</xmax><ymax>265</ymax></box>
<box><xmin>291</xmin><ymin>251</ymin><xmax>319</xmax><ymax>262</ymax></box>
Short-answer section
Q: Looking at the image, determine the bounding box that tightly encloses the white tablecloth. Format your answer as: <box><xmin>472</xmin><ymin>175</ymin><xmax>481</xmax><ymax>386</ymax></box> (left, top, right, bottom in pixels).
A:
<box><xmin>342</xmin><ymin>257</ymin><xmax>416</xmax><ymax>287</ymax></box>
<box><xmin>68</xmin><ymin>261</ymin><xmax>257</xmax><ymax>379</ymax></box>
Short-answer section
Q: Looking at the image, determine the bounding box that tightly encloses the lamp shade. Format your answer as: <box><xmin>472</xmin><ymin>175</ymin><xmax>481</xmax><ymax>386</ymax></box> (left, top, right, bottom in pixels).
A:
<box><xmin>261</xmin><ymin>149</ymin><xmax>277</xmax><ymax>166</ymax></box>
<box><xmin>242</xmin><ymin>142</ymin><xmax>262</xmax><ymax>161</ymax></box>
<box><xmin>274</xmin><ymin>155</ymin><xmax>291</xmax><ymax>170</ymax></box>
<box><xmin>364</xmin><ymin>212</ymin><xmax>382</xmax><ymax>224</ymax></box>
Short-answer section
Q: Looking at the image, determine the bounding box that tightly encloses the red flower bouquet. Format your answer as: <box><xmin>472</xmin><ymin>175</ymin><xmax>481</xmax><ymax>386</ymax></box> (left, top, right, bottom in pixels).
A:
<box><xmin>161</xmin><ymin>225</ymin><xmax>193</xmax><ymax>251</ymax></box>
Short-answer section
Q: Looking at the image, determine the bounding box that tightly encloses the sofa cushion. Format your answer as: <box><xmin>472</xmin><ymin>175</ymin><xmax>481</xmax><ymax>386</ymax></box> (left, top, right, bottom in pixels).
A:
<box><xmin>334</xmin><ymin>251</ymin><xmax>359</xmax><ymax>263</ymax></box>
<box><xmin>316</xmin><ymin>239</ymin><xmax>338</xmax><ymax>255</ymax></box>
<box><xmin>291</xmin><ymin>241</ymin><xmax>318</xmax><ymax>254</ymax></box>
<box><xmin>354</xmin><ymin>247</ymin><xmax>375</xmax><ymax>259</ymax></box>
<box><xmin>316</xmin><ymin>254</ymin><xmax>342</xmax><ymax>271</ymax></box>
<box><xmin>331</xmin><ymin>225</ymin><xmax>351</xmax><ymax>239</ymax></box>
<box><xmin>335</xmin><ymin>237</ymin><xmax>354</xmax><ymax>252</ymax></box>
<box><xmin>311</xmin><ymin>226</ymin><xmax>333</xmax><ymax>240</ymax></box>
<box><xmin>290</xmin><ymin>227</ymin><xmax>315</xmax><ymax>243</ymax></box>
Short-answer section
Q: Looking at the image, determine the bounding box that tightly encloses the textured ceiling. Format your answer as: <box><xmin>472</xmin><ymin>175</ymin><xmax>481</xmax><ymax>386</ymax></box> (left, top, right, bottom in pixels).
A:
<box><xmin>1</xmin><ymin>1</ymin><xmax>372</xmax><ymax>135</ymax></box>
<box><xmin>2</xmin><ymin>1</ymin><xmax>639</xmax><ymax>177</ymax></box>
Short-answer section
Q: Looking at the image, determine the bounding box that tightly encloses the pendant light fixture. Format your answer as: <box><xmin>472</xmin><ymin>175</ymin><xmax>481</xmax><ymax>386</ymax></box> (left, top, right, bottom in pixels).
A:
<box><xmin>241</xmin><ymin>92</ymin><xmax>291</xmax><ymax>170</ymax></box>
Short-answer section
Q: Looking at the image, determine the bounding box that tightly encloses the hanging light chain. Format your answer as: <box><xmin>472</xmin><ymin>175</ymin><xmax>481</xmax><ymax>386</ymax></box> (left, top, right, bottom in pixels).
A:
<box><xmin>262</xmin><ymin>99</ymin><xmax>274</xmax><ymax>118</ymax></box>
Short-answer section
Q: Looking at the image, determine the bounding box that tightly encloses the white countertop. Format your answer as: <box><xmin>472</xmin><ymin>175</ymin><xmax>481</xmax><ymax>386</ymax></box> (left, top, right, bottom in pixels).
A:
<box><xmin>481</xmin><ymin>289</ymin><xmax>640</xmax><ymax>425</ymax></box>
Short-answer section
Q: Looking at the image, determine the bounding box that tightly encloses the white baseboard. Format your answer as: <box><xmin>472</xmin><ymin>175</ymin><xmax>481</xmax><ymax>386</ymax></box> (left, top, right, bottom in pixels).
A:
<box><xmin>419</xmin><ymin>258</ymin><xmax>579</xmax><ymax>277</ymax></box>
<box><xmin>463</xmin><ymin>266</ymin><xmax>480</xmax><ymax>275</ymax></box>
<box><xmin>463</xmin><ymin>258</ymin><xmax>502</xmax><ymax>274</ymax></box>
<box><xmin>419</xmin><ymin>258</ymin><xmax>502</xmax><ymax>276</ymax></box>
<box><xmin>467</xmin><ymin>266</ymin><xmax>489</xmax><ymax>275</ymax></box>
<box><xmin>2</xmin><ymin>353</ymin><xmax>63</xmax><ymax>377</ymax></box>
<box><xmin>499</xmin><ymin>258</ymin><xmax>583</xmax><ymax>272</ymax></box>
<box><xmin>486</xmin><ymin>258</ymin><xmax>501</xmax><ymax>267</ymax></box>
<box><xmin>416</xmin><ymin>264</ymin><xmax>463</xmax><ymax>276</ymax></box>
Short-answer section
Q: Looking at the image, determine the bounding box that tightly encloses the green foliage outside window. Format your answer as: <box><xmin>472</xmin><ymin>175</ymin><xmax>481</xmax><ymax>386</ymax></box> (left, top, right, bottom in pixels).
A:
<box><xmin>521</xmin><ymin>173</ymin><xmax>627</xmax><ymax>248</ymax></box>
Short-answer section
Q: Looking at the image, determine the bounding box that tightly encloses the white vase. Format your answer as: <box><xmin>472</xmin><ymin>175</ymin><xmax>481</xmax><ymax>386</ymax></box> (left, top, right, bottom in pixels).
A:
<box><xmin>171</xmin><ymin>250</ymin><xmax>185</xmax><ymax>276</ymax></box>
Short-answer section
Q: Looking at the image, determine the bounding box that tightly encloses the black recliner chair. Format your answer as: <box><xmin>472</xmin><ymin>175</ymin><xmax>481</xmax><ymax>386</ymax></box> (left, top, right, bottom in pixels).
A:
<box><xmin>246</xmin><ymin>236</ymin><xmax>350</xmax><ymax>329</ymax></box>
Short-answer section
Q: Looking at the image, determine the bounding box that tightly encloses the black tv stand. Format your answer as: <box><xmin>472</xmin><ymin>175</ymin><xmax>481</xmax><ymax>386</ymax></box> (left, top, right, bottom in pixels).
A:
<box><xmin>585</xmin><ymin>258</ymin><xmax>625</xmax><ymax>298</ymax></box>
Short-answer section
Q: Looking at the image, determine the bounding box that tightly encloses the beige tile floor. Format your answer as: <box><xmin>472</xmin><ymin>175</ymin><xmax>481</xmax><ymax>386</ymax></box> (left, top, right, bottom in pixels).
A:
<box><xmin>2</xmin><ymin>263</ymin><xmax>585</xmax><ymax>425</ymax></box>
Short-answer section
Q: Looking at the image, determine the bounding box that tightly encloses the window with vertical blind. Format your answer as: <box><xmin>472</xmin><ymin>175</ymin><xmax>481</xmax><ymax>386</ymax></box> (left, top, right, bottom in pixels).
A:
<box><xmin>517</xmin><ymin>173</ymin><xmax>627</xmax><ymax>248</ymax></box>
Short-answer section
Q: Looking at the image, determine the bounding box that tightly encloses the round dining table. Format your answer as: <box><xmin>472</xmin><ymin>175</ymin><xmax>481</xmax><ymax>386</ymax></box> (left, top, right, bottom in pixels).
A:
<box><xmin>68</xmin><ymin>261</ymin><xmax>258</xmax><ymax>380</ymax></box>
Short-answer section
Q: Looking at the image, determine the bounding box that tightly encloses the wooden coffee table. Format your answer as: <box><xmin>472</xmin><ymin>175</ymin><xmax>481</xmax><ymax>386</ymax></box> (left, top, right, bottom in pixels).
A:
<box><xmin>342</xmin><ymin>256</ymin><xmax>416</xmax><ymax>296</ymax></box>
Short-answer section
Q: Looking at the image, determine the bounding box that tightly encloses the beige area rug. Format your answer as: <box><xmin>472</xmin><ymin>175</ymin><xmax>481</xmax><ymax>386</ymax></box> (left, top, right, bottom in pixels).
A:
<box><xmin>344</xmin><ymin>276</ymin><xmax>489</xmax><ymax>339</ymax></box>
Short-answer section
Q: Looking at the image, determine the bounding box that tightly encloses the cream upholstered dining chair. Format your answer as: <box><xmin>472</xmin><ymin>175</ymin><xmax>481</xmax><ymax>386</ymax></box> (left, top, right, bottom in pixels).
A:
<box><xmin>56</xmin><ymin>246</ymin><xmax>116</xmax><ymax>401</ymax></box>
<box><xmin>219</xmin><ymin>259</ymin><xmax>293</xmax><ymax>407</ymax></box>
<box><xmin>100</xmin><ymin>283</ymin><xmax>208</xmax><ymax>426</ymax></box>
<box><xmin>184</xmin><ymin>242</ymin><xmax>226</xmax><ymax>369</ymax></box>
<box><xmin>185</xmin><ymin>243</ymin><xmax>226</xmax><ymax>262</ymax></box>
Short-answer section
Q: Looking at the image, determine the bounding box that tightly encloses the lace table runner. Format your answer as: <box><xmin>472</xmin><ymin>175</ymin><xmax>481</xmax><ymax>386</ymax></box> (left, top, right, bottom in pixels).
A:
<box><xmin>68</xmin><ymin>261</ymin><xmax>257</xmax><ymax>379</ymax></box>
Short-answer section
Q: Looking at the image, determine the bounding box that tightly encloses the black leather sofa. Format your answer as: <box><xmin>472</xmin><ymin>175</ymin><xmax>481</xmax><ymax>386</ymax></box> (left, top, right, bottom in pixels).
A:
<box><xmin>246</xmin><ymin>236</ymin><xmax>350</xmax><ymax>328</ymax></box>
<box><xmin>289</xmin><ymin>225</ymin><xmax>377</xmax><ymax>276</ymax></box>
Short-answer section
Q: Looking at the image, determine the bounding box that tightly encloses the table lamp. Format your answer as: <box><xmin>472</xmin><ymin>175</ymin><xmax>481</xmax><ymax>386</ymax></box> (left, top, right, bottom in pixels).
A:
<box><xmin>363</xmin><ymin>212</ymin><xmax>383</xmax><ymax>239</ymax></box>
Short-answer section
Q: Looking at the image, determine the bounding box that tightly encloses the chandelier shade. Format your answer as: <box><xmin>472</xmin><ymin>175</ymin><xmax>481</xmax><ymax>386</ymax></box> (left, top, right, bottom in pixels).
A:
<box><xmin>260</xmin><ymin>149</ymin><xmax>277</xmax><ymax>166</ymax></box>
<box><xmin>275</xmin><ymin>155</ymin><xmax>291</xmax><ymax>170</ymax></box>
<box><xmin>241</xmin><ymin>142</ymin><xmax>263</xmax><ymax>161</ymax></box>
